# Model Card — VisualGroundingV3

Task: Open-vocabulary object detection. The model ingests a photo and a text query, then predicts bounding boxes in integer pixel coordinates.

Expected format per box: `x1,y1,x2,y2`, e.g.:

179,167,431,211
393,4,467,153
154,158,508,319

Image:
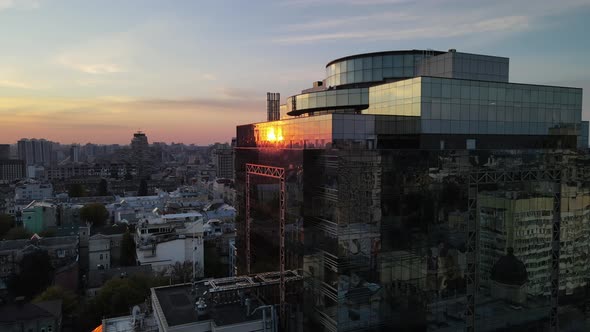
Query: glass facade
286,88,369,116
365,77,422,116
325,51,431,87
364,76,583,138
419,77,582,136
235,49,587,331
235,147,590,331
236,113,376,149
416,52,509,82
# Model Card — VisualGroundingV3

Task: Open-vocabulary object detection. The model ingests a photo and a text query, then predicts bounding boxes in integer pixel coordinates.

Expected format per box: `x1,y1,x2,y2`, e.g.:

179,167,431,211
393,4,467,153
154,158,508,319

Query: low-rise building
0,235,78,284
88,225,128,270
203,202,236,222
0,300,62,332
150,283,273,332
136,216,204,275
89,234,111,271
22,201,58,234
14,181,53,202
86,265,152,297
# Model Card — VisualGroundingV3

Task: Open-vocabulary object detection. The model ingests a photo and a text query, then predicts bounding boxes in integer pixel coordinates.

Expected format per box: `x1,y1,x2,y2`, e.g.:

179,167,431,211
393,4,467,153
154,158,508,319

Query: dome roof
491,248,528,286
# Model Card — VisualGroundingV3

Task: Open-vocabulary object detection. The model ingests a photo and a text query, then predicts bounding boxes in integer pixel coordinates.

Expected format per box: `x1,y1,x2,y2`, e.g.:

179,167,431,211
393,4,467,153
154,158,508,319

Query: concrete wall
89,237,110,270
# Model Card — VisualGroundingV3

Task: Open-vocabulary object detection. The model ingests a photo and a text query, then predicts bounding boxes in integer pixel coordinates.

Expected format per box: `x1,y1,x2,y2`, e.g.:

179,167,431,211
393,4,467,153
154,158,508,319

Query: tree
170,261,193,284
77,274,167,330
0,214,14,237
80,203,109,227
7,249,53,299
34,286,78,317
120,230,136,266
98,179,109,196
5,227,32,240
68,183,86,197
138,178,148,196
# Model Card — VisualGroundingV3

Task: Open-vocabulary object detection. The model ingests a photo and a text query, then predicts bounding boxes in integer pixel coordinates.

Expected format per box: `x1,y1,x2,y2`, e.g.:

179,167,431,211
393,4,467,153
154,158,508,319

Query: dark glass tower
235,49,588,331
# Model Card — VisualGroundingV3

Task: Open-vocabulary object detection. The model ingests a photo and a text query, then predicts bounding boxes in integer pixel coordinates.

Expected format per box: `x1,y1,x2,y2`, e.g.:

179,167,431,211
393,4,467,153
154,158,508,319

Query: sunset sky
1,0,589,144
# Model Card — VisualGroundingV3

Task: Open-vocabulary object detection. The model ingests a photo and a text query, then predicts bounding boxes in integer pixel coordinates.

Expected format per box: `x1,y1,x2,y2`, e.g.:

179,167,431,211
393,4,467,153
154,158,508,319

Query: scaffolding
206,270,302,293
245,163,287,323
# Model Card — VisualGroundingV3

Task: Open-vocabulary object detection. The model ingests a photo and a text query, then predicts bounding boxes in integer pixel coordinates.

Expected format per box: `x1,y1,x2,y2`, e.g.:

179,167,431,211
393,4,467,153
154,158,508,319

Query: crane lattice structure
245,163,287,324
465,168,562,332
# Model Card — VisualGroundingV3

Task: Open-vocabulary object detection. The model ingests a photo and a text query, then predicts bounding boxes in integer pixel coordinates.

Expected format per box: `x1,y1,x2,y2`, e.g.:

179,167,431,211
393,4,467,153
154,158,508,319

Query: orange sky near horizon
0,96,266,145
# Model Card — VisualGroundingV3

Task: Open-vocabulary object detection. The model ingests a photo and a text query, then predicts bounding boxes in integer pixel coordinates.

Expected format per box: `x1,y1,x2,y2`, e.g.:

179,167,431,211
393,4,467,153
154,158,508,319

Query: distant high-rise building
214,147,234,180
0,144,10,160
70,144,80,163
267,92,280,121
17,138,53,166
130,131,152,178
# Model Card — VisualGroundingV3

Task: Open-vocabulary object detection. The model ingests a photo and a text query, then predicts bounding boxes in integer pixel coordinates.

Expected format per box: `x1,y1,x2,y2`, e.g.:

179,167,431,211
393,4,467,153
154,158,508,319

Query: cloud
284,12,416,31
56,44,128,75
0,0,40,11
274,16,530,44
280,0,409,7
273,0,589,44
57,55,124,75
201,73,217,81
53,20,172,75
0,79,36,89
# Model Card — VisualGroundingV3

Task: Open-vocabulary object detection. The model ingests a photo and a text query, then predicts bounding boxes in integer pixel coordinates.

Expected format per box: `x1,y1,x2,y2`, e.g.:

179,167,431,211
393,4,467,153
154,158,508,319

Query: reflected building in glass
235,49,589,331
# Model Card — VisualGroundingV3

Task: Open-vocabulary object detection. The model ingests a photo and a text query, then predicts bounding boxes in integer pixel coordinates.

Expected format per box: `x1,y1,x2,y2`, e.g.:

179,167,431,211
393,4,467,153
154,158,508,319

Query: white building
135,213,204,276
89,235,111,270
14,181,53,202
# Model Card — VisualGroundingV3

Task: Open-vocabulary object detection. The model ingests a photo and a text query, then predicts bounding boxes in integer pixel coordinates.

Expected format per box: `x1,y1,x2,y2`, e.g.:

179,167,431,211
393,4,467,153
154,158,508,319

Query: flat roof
153,283,263,327
326,49,445,67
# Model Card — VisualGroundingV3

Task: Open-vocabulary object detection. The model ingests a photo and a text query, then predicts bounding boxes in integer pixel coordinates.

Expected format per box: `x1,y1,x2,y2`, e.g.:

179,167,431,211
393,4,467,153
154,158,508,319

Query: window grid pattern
420,77,582,135
286,88,369,115
325,54,424,87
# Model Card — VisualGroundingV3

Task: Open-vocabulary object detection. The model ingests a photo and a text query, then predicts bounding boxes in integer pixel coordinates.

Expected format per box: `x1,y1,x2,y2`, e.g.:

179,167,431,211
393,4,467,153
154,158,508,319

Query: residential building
15,181,54,202
0,300,62,332
17,138,53,166
0,159,26,183
0,236,78,283
135,214,204,275
89,234,111,270
234,49,587,330
88,225,128,270
214,145,234,180
130,131,153,179
22,201,58,234
58,203,83,226
0,144,9,160
45,162,133,180
69,144,80,163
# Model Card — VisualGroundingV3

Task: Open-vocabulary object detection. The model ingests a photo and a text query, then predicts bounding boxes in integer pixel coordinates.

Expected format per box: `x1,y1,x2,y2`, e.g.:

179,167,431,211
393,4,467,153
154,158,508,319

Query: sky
0,0,589,145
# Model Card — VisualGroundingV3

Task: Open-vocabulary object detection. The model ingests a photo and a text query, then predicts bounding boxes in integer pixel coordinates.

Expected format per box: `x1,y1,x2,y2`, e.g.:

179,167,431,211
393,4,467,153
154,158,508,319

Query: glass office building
235,49,589,331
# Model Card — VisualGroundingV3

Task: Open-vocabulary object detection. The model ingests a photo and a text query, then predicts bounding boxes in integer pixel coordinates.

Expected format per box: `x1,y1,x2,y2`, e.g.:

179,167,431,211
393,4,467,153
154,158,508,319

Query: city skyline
1,0,589,144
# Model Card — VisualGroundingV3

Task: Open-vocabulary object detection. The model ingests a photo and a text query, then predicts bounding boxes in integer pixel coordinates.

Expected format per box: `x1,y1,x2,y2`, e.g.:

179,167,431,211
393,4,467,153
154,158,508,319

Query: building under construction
234,49,589,331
